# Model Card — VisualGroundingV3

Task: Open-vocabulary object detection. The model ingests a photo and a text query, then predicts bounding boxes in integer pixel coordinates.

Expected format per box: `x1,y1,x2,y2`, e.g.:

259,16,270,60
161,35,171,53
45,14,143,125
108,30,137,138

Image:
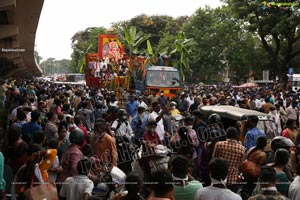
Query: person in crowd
147,169,175,200
289,164,300,200
32,130,57,182
125,95,139,123
171,126,196,162
137,96,148,110
112,172,144,200
177,93,189,113
240,135,267,199
92,101,108,121
3,127,28,174
282,119,297,144
57,122,70,159
171,155,202,200
148,91,159,106
57,129,84,183
269,105,282,134
248,166,288,200
13,144,45,199
195,158,242,200
45,111,58,141
143,120,162,147
112,109,133,141
131,106,148,145
189,97,200,113
21,110,42,141
212,127,245,192
77,101,94,132
11,108,27,129
47,139,60,182
244,115,265,150
157,91,168,108
286,100,298,122
148,102,169,142
91,122,118,174
169,101,181,117
269,148,291,197
59,157,94,200
262,96,273,114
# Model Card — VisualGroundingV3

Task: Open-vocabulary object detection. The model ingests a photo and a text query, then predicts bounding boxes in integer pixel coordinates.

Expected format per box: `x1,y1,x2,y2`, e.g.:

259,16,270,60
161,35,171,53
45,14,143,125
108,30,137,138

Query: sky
35,0,223,61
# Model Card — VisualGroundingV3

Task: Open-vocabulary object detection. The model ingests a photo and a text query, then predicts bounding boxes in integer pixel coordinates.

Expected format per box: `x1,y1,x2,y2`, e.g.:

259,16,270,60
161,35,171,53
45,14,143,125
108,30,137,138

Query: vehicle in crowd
136,66,182,99
289,73,300,92
199,105,279,151
52,73,86,86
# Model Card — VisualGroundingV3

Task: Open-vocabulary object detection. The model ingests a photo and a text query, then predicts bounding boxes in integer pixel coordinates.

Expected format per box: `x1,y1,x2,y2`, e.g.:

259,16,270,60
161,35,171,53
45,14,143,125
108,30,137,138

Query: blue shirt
22,121,42,138
244,127,265,150
131,113,148,140
126,101,139,116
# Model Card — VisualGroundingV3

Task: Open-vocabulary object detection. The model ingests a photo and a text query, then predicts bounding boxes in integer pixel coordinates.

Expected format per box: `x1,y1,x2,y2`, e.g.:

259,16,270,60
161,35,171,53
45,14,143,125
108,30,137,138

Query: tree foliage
225,0,300,79
70,27,106,72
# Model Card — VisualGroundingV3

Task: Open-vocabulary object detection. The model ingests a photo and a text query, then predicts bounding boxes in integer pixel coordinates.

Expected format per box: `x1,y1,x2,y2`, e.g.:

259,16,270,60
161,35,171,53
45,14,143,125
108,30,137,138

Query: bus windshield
146,70,180,87
65,74,85,82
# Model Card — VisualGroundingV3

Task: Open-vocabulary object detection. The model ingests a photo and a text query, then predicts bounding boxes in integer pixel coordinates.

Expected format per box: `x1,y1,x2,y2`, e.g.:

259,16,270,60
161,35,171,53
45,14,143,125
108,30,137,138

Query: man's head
226,127,238,140
209,158,228,181
259,166,277,188
147,120,157,134
77,157,92,175
137,106,146,114
160,91,164,97
171,155,190,178
152,102,161,113
150,169,173,198
246,115,259,128
31,110,40,122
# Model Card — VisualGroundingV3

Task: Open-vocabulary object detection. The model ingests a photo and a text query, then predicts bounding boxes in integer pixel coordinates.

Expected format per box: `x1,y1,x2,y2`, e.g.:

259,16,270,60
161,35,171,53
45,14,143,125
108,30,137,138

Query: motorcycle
91,160,126,200
171,114,184,135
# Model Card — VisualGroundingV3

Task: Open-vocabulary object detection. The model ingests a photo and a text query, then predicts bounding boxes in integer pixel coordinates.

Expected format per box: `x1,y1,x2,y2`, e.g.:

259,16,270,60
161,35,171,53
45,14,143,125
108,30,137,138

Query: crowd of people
0,79,299,200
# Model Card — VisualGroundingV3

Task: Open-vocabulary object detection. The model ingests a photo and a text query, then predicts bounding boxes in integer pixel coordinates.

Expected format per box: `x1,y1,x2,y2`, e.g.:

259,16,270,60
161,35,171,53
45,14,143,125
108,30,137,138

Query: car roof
200,105,271,121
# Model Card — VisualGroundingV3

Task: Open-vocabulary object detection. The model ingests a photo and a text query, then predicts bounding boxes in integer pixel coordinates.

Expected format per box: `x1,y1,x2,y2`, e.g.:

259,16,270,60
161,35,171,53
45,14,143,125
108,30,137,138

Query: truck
136,65,181,99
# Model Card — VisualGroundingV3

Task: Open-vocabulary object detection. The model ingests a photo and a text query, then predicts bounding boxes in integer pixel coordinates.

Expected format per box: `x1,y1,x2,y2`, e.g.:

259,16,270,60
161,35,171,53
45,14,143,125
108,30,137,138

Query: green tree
70,27,106,72
183,6,268,83
170,31,194,86
225,0,300,80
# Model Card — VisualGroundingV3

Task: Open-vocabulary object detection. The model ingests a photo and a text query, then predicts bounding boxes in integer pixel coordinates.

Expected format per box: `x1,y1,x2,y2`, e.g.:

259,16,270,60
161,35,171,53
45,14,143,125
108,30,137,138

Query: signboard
263,70,269,81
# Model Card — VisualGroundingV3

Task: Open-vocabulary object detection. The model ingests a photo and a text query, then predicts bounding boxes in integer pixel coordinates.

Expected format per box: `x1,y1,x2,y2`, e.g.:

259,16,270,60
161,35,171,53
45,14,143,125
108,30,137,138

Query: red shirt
144,131,162,145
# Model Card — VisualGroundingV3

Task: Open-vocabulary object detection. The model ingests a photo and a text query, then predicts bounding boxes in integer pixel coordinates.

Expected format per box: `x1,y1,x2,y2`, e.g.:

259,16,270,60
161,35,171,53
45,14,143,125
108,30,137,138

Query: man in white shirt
60,158,94,200
195,158,242,200
289,164,300,200
148,102,169,141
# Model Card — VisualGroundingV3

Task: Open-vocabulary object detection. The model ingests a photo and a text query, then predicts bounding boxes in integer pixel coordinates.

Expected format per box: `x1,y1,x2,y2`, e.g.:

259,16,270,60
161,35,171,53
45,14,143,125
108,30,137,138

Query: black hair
150,169,173,197
274,148,290,166
82,144,92,157
256,135,267,149
32,130,45,144
77,157,92,175
123,172,143,200
46,111,55,120
27,143,42,156
8,127,22,144
259,166,277,184
171,155,190,178
47,139,58,149
147,120,157,127
226,127,238,140
296,164,300,176
249,115,259,125
74,115,81,126
286,118,295,127
152,101,160,108
31,110,40,121
16,109,27,121
209,158,228,181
